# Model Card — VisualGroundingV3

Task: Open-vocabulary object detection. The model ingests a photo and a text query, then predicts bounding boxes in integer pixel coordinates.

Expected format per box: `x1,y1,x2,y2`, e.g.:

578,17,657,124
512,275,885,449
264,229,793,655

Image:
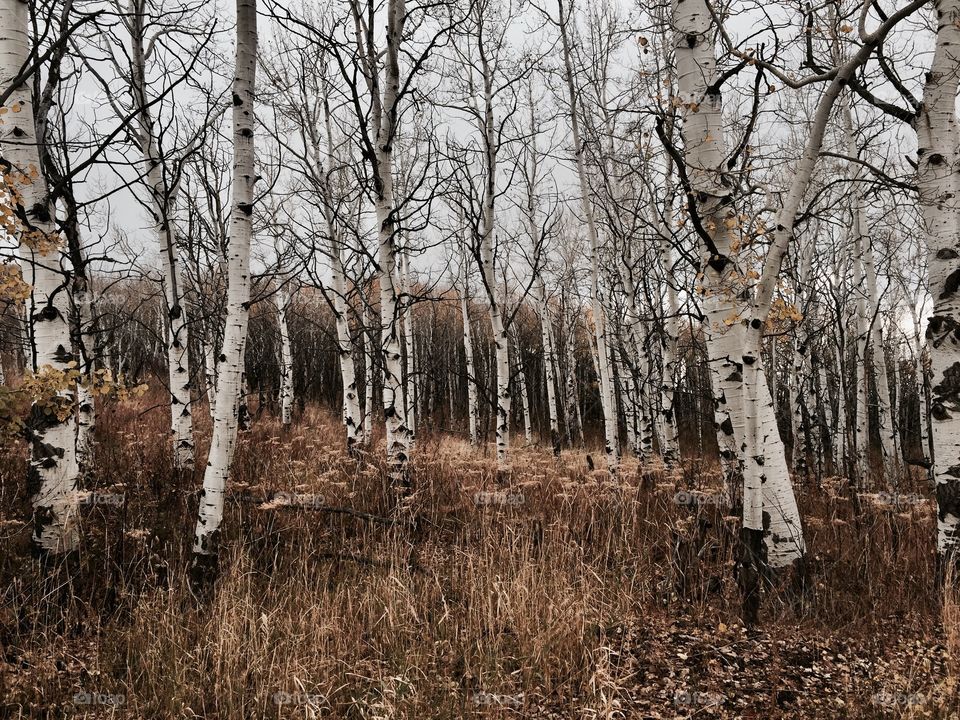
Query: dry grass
1,390,958,718
945,567,960,679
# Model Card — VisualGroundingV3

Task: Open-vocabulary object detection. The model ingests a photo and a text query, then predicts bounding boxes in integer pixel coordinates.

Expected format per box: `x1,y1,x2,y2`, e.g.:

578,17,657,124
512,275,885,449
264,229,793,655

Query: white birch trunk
660,241,682,465
512,327,532,444
618,255,656,463
839,94,873,488
564,317,584,448
318,103,363,450
918,342,932,470
468,41,512,473
674,0,749,519
129,3,194,470
536,279,561,455
400,249,416,443
816,362,832,477
75,286,96,477
192,0,256,561
332,259,361,450
617,346,638,456
853,232,872,487
1,0,79,553
790,240,814,481
461,268,479,446
826,344,843,473
329,247,360,445
366,0,413,496
274,289,293,428
864,248,899,485
636,323,656,462
788,340,802,475
673,0,805,578
558,0,619,472
915,0,960,558
363,303,374,444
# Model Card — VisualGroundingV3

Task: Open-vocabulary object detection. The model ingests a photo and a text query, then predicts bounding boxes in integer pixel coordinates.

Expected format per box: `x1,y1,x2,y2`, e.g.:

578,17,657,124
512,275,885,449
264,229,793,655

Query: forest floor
1,392,958,719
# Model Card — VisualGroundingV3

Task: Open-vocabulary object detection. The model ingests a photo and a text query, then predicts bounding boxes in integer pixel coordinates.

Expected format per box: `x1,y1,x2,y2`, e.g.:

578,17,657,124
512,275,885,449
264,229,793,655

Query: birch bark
1,0,80,553
672,0,805,600
362,302,374,443
915,0,960,558
321,158,363,449
537,279,561,455
129,2,194,470
274,289,293,427
192,0,257,562
461,260,479,446
368,0,412,495
400,247,416,444
512,326,533,444
558,0,619,473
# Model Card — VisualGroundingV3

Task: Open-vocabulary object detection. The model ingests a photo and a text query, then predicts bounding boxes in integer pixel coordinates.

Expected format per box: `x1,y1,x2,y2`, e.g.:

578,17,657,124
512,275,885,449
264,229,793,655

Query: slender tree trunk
274,289,293,428
563,315,584,449
332,259,361,450
815,358,831,480
833,18,903,490
74,285,96,478
864,245,899,485
192,0,257,564
558,0,619,473
129,4,194,470
618,258,656,463
400,248,416,444
831,341,847,472
363,303,374,443
461,267,479,446
369,0,412,498
616,342,637,456
472,49,512,474
636,323,656,462
537,280,561,455
320,104,363,450
914,325,932,471
848,151,872,488
659,242,682,465
790,240,814,482
512,326,532,444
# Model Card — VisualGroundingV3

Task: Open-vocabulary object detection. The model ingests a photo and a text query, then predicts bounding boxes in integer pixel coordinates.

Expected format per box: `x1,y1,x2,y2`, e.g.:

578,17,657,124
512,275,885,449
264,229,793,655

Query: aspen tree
1,0,80,553
459,250,479,446
557,0,619,473
127,0,196,470
915,0,960,564
274,288,293,427
192,0,257,566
